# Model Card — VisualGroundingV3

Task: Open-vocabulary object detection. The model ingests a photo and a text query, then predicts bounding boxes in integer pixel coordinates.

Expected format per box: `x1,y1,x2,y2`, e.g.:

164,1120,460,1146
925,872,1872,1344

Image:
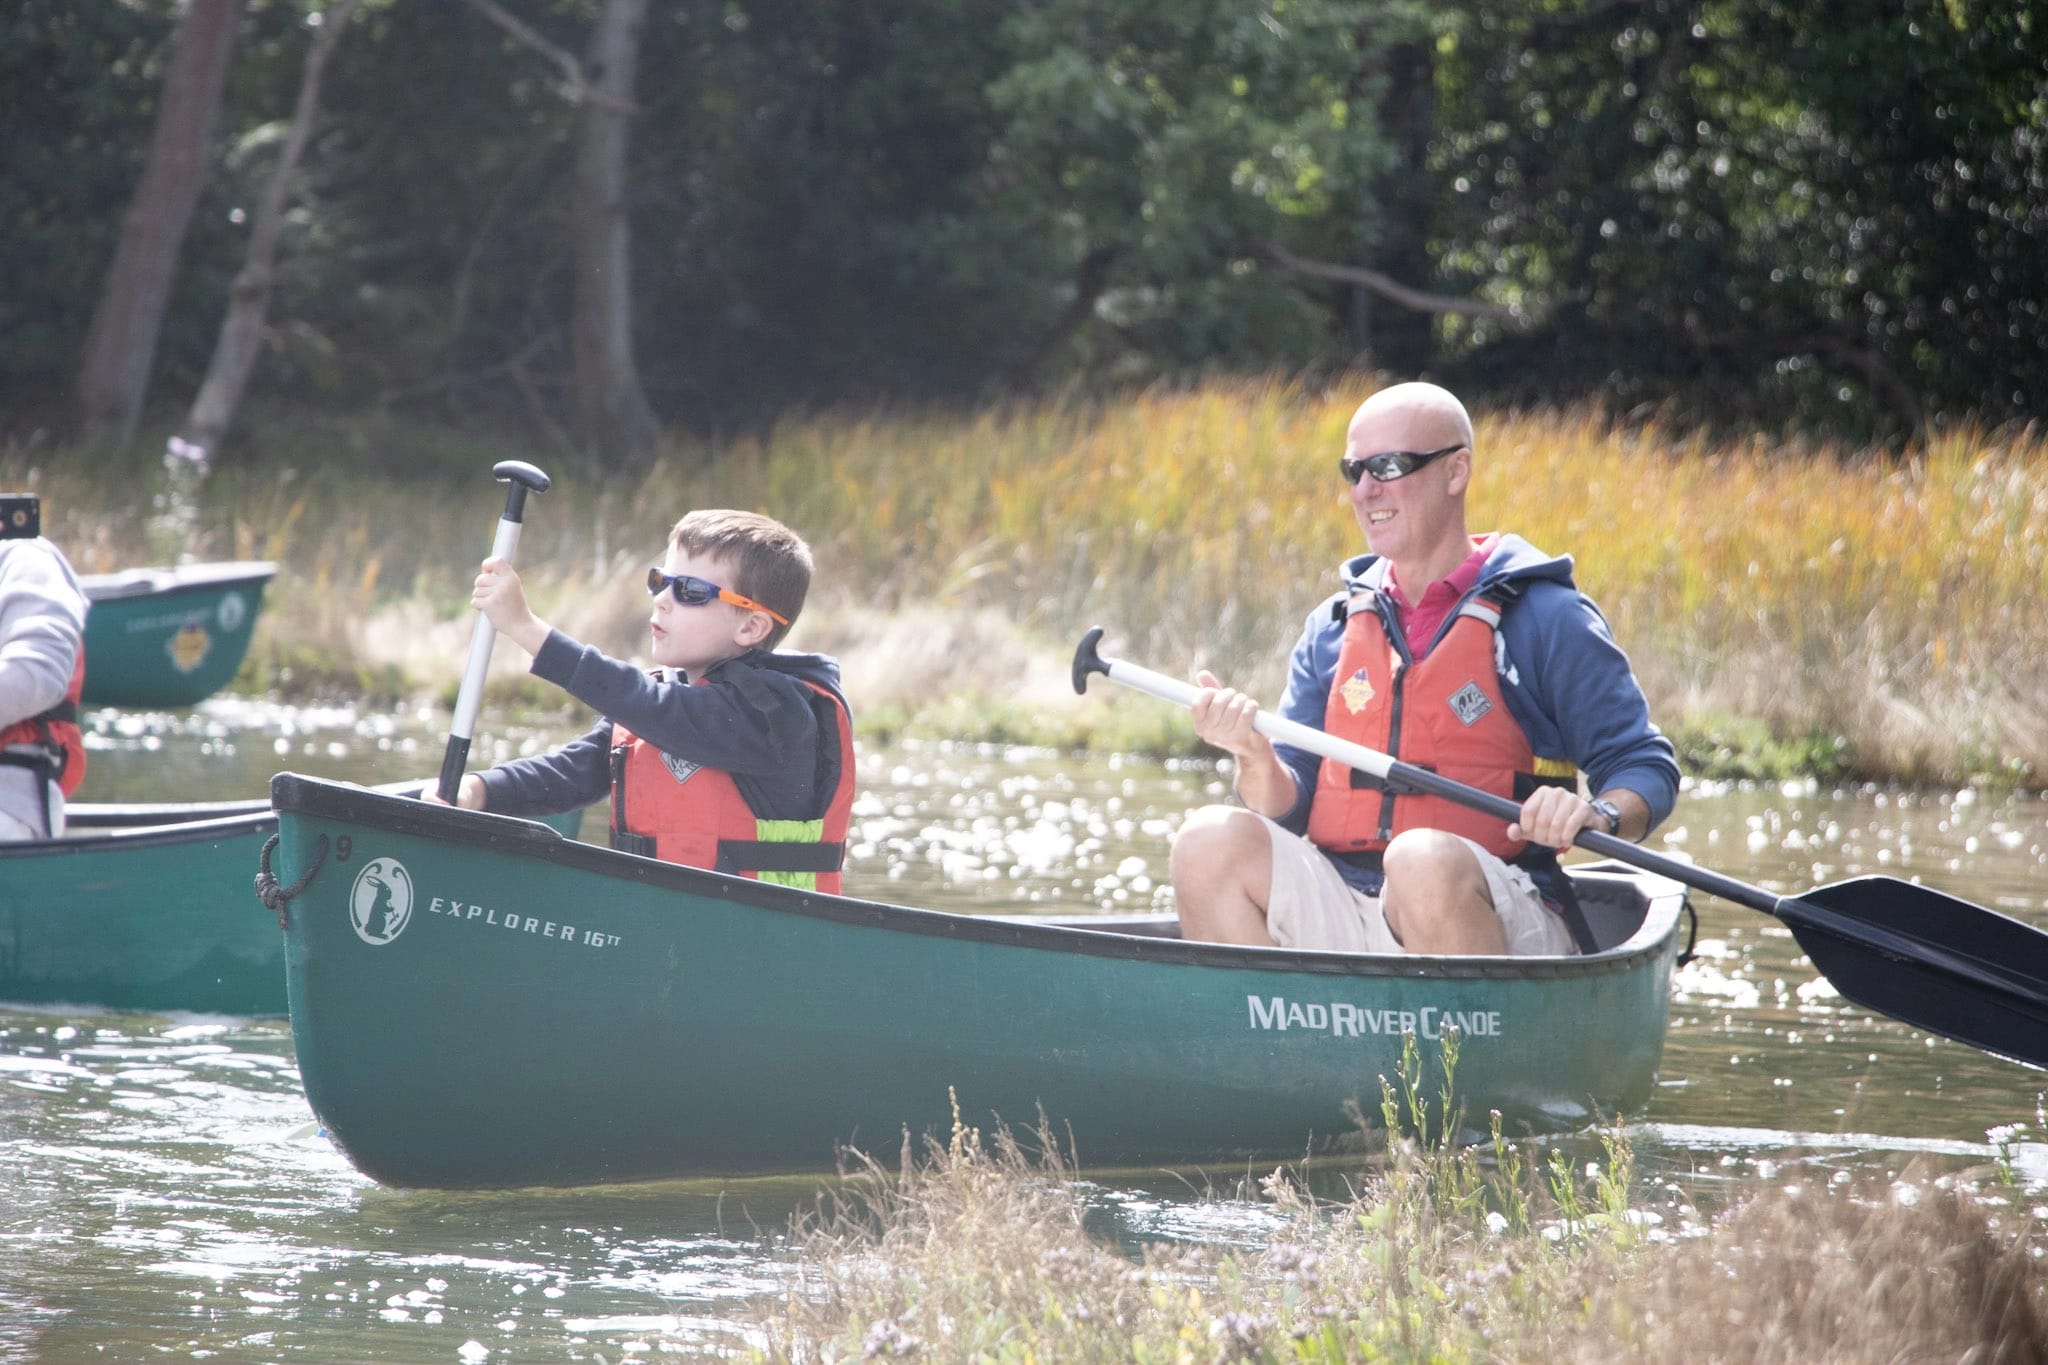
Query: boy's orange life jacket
1306,590,1572,858
0,652,88,797
608,679,855,893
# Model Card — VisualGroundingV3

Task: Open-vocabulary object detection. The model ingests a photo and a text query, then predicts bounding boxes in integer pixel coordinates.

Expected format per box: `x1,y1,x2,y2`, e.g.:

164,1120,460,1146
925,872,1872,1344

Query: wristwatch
1587,798,1624,838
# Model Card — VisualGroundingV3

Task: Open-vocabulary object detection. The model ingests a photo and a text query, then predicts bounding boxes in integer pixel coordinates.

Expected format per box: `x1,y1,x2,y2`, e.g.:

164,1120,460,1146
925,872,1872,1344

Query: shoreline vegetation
14,377,2047,789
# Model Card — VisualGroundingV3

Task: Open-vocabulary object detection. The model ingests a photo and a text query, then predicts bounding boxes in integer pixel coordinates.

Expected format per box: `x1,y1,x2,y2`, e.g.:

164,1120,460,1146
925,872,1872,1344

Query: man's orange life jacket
608,679,855,893
0,651,88,797
1306,590,1573,858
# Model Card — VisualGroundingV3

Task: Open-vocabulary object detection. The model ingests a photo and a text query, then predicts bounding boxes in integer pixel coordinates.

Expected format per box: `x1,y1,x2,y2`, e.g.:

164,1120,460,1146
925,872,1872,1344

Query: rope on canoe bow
255,833,328,929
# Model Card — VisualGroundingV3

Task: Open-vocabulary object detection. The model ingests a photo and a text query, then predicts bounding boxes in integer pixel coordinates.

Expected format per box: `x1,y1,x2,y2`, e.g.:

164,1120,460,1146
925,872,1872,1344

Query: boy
430,509,856,893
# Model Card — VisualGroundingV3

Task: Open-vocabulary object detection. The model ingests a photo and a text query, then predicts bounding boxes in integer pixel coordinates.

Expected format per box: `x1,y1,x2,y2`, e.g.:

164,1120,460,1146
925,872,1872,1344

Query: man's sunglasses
646,567,790,626
1338,443,1467,485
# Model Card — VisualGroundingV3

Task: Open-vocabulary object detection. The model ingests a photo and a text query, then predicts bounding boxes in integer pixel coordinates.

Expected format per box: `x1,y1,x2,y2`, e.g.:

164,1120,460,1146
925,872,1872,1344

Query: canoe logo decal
349,857,416,945
1248,995,1502,1040
217,592,249,632
167,623,212,675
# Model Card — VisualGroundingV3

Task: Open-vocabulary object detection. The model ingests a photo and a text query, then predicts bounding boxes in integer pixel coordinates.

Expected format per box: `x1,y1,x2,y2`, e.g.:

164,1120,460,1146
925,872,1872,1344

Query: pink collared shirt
1385,534,1499,658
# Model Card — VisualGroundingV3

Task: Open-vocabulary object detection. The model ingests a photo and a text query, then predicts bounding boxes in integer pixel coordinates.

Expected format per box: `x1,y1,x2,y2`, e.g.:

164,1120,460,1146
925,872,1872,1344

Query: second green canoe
0,787,584,1015
80,560,277,707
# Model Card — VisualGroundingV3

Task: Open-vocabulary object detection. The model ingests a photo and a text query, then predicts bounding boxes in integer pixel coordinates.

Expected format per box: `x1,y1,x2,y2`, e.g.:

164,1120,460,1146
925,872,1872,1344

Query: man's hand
1188,669,1275,765
1188,670,1300,820
1509,786,1639,848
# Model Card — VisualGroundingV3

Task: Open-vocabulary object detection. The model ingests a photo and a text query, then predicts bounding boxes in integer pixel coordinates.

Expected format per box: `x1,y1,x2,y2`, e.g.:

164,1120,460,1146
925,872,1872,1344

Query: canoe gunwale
79,561,279,603
6,779,429,854
4,807,277,855
65,780,426,832
271,773,1685,984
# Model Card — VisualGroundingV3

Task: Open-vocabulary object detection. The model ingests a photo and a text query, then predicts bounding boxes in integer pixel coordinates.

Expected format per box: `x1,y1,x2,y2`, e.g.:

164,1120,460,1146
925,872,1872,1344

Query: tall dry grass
721,385,2048,783
10,382,2044,781
752,1075,2048,1364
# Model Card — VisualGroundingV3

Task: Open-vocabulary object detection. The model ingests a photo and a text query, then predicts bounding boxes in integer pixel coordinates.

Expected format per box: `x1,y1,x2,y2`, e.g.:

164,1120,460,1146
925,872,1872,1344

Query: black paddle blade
1781,876,2048,1069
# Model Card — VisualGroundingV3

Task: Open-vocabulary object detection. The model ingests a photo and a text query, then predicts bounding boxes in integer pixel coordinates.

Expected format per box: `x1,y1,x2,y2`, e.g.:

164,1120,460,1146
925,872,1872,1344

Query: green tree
0,0,185,417
949,0,1405,385
1424,0,2048,439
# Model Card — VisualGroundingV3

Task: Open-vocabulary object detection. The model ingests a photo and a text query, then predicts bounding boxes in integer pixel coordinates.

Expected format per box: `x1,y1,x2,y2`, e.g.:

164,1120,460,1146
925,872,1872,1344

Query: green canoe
0,786,582,1015
79,560,277,707
269,773,1690,1190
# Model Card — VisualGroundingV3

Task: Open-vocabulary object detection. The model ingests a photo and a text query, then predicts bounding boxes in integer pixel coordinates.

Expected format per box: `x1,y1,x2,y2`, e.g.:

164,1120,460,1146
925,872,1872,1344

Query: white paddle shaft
450,515,523,742
1098,654,1396,782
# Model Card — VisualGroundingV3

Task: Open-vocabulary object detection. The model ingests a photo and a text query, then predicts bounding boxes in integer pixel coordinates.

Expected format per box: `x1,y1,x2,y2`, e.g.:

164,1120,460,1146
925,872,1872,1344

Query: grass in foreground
747,1061,2048,1363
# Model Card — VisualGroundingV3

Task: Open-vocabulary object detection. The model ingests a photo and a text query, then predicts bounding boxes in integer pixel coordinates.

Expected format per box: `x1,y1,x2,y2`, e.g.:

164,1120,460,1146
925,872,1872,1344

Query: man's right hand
1189,670,1302,820
1188,669,1273,763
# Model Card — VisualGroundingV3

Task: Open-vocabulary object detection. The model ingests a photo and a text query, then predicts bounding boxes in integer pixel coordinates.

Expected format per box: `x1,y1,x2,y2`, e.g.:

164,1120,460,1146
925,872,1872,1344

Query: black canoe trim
270,773,1685,984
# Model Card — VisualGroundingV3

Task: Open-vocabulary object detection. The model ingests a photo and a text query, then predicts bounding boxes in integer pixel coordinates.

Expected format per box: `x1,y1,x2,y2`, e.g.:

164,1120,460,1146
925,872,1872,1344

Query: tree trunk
1365,36,1438,369
74,0,246,447
182,0,362,458
570,0,660,465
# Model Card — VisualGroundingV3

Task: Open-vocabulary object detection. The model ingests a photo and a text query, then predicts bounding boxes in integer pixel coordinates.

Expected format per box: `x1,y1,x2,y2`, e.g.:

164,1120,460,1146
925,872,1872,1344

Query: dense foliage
4,0,2042,451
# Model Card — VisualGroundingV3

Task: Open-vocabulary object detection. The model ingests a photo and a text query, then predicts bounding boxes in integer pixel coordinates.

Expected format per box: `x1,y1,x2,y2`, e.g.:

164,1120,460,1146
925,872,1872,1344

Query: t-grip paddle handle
438,461,552,803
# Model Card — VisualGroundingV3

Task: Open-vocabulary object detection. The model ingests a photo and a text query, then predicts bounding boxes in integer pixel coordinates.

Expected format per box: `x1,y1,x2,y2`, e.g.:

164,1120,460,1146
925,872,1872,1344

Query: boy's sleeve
477,718,614,817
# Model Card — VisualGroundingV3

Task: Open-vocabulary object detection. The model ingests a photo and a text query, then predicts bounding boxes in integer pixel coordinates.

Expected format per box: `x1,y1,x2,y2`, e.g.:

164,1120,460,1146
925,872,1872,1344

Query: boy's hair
669,509,813,649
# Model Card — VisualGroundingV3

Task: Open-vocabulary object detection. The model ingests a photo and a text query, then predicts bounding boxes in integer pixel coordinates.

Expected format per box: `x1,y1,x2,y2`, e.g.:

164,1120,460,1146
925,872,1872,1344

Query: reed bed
10,381,2045,783
749,1055,2048,1363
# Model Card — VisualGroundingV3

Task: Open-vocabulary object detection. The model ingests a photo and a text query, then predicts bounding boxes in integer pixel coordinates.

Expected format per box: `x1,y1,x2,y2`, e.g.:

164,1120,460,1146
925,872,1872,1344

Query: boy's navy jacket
477,630,849,823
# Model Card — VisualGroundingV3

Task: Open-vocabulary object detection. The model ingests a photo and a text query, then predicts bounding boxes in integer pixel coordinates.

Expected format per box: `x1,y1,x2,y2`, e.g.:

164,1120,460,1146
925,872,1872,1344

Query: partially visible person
1169,382,1678,956
0,494,89,841
427,509,856,892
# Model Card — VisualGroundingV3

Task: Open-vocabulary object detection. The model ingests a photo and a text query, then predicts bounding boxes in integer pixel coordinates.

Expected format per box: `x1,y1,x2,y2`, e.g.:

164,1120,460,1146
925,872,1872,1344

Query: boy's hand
473,556,550,655
420,773,486,810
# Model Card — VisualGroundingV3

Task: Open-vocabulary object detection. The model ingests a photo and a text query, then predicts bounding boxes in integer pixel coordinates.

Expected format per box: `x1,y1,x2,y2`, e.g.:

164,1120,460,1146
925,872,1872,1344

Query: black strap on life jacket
607,741,656,856
714,840,843,875
1,694,78,836
1531,857,1603,955
0,748,59,837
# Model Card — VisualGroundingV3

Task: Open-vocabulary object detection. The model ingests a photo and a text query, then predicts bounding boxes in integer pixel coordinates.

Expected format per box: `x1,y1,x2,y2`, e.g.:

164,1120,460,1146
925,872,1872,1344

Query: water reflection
1,700,2042,1359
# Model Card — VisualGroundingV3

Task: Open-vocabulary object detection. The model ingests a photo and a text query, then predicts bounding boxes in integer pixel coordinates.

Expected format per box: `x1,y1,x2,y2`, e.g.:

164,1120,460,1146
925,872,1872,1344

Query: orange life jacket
1305,589,1572,859
0,651,88,797
608,678,855,893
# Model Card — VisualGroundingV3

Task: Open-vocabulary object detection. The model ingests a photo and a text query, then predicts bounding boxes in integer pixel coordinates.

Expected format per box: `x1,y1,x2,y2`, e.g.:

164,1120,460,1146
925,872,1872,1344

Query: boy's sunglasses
646,567,790,626
1338,443,1466,485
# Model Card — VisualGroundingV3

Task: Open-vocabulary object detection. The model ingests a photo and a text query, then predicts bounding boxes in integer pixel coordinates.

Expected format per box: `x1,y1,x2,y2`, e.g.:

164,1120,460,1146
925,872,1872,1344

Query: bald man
1168,382,1678,956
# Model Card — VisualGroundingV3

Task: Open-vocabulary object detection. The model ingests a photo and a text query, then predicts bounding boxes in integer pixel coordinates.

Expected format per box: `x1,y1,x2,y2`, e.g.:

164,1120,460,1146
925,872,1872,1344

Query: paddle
1071,626,2048,1070
437,461,552,804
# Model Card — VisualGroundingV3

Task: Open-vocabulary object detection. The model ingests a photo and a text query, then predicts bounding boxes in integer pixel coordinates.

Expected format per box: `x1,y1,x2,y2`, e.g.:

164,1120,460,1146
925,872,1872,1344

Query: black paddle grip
492,461,552,524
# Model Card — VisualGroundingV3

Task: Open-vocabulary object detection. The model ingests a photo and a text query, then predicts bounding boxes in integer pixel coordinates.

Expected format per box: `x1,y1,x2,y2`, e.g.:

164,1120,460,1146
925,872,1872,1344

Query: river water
3,700,2046,1362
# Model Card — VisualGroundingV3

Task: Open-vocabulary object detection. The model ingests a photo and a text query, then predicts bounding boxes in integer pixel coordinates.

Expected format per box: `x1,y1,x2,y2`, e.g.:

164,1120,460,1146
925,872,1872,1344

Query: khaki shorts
1254,814,1578,956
